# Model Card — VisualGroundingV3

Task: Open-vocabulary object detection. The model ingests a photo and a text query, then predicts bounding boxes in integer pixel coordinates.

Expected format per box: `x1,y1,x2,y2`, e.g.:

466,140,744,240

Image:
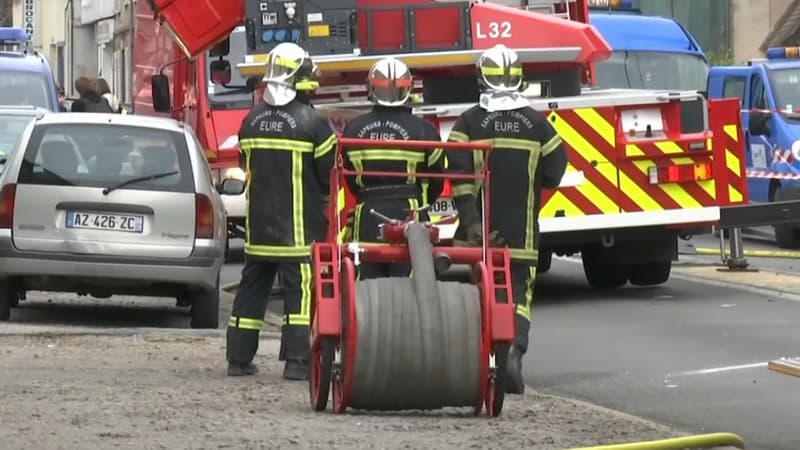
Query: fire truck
141,0,782,289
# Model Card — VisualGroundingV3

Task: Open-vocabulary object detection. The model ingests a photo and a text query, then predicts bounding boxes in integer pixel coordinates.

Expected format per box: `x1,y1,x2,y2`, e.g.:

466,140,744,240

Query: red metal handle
339,169,485,181
337,137,493,152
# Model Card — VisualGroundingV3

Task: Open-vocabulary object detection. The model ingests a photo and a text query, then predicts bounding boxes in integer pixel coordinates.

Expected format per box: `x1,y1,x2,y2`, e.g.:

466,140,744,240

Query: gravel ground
0,328,684,450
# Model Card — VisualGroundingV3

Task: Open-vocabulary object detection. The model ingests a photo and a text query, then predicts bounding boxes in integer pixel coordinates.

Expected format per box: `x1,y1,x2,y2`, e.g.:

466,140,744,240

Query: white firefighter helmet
367,57,413,107
262,42,318,106
477,44,523,93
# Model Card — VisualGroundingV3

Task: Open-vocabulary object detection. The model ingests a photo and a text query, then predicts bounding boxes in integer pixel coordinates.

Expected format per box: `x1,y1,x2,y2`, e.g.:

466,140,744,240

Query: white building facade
11,0,69,89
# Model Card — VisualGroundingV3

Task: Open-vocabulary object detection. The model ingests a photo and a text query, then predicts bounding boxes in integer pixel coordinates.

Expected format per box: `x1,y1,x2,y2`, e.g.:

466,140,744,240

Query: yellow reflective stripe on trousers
515,266,537,321
239,137,314,153
228,316,263,330
244,244,311,257
286,263,312,327
292,151,305,248
315,133,337,159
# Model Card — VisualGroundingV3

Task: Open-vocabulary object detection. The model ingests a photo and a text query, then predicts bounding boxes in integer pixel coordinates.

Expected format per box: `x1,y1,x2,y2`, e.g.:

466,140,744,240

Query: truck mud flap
719,200,800,229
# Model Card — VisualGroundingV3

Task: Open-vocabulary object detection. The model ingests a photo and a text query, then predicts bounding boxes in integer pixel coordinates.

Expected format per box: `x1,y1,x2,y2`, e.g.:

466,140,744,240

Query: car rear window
17,123,194,193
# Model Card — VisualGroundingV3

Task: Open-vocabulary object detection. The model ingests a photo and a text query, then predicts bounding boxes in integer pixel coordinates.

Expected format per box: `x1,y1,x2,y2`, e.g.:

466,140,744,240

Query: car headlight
223,167,246,181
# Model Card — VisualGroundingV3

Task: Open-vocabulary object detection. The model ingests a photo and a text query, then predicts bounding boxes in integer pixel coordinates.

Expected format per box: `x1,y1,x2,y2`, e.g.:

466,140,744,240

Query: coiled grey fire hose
349,223,482,411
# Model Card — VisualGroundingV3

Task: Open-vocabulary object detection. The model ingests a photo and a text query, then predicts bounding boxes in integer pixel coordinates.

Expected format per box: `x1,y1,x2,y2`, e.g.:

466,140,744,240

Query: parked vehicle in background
708,48,800,248
0,27,61,112
0,113,227,327
0,106,50,173
588,1,709,92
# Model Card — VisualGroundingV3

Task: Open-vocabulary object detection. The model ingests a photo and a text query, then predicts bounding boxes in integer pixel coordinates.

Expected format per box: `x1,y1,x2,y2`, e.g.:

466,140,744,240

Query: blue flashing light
0,27,28,44
588,0,634,9
291,28,301,42
262,30,274,43
274,29,287,42
766,47,800,60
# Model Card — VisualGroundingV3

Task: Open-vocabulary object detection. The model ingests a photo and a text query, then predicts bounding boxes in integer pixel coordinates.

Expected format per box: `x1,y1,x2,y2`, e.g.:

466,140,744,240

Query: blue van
588,3,709,92
707,49,800,248
0,27,60,112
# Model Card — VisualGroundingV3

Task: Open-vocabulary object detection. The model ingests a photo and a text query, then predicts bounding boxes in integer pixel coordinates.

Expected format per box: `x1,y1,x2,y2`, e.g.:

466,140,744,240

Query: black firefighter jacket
238,97,337,261
341,105,445,242
447,105,568,261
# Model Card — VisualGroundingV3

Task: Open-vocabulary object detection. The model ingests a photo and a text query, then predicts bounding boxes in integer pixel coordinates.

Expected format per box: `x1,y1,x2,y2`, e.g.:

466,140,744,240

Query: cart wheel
309,337,335,411
332,257,357,414
472,262,492,416
486,343,510,417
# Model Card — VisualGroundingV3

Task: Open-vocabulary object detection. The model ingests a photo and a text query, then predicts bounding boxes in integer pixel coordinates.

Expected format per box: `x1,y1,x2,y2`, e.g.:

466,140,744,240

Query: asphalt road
526,255,800,450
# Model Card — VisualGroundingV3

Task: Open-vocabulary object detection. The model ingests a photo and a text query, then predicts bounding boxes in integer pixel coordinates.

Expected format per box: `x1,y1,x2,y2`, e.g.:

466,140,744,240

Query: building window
0,0,12,27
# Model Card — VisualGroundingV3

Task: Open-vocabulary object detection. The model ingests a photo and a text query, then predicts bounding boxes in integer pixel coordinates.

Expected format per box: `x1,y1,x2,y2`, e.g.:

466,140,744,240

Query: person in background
55,83,67,112
93,78,121,113
71,77,113,113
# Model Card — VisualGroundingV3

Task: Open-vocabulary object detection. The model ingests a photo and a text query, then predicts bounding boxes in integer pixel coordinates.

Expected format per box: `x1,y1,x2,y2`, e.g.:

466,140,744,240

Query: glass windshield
593,51,709,91
0,114,36,167
18,124,194,193
0,71,52,110
768,68,800,114
207,26,252,109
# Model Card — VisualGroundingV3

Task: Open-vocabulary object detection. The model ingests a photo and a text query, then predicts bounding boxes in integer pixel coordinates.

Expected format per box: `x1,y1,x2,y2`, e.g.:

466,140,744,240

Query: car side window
722,76,747,105
750,74,768,110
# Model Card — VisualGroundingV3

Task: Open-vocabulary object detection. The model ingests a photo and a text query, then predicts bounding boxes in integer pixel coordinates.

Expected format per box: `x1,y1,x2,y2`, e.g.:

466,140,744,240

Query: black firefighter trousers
226,257,313,365
510,259,537,355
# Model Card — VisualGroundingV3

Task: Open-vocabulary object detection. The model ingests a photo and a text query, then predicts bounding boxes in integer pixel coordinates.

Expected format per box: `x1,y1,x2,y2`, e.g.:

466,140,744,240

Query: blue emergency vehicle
588,0,709,92
707,47,800,248
0,27,60,112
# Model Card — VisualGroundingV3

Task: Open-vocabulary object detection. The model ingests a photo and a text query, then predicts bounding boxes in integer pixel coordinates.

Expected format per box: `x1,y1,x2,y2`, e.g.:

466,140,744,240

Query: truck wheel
773,185,800,249
628,261,671,286
190,278,220,329
581,254,627,289
537,251,552,274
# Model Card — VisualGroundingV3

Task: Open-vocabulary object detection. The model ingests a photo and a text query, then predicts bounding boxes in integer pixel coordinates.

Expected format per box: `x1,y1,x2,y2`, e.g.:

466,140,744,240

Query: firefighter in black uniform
341,57,445,278
447,44,568,394
226,43,337,379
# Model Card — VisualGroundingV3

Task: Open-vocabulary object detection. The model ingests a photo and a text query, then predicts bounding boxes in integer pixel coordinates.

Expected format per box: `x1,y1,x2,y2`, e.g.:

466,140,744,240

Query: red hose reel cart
308,137,516,417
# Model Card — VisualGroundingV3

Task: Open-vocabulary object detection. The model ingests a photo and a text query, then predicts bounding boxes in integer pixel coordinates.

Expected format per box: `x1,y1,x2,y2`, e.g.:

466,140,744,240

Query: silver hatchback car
0,113,227,328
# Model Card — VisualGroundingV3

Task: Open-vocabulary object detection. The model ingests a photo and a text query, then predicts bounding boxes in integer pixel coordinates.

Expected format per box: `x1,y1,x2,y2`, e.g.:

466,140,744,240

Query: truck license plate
66,211,144,233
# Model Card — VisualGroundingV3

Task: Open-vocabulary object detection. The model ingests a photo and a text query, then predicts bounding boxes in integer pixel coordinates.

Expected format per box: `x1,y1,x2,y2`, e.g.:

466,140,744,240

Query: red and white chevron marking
772,148,794,164
747,169,800,180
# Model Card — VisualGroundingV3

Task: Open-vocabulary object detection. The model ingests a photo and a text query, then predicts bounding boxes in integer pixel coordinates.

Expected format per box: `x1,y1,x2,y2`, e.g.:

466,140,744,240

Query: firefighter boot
283,359,309,381
506,346,525,394
227,361,259,377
